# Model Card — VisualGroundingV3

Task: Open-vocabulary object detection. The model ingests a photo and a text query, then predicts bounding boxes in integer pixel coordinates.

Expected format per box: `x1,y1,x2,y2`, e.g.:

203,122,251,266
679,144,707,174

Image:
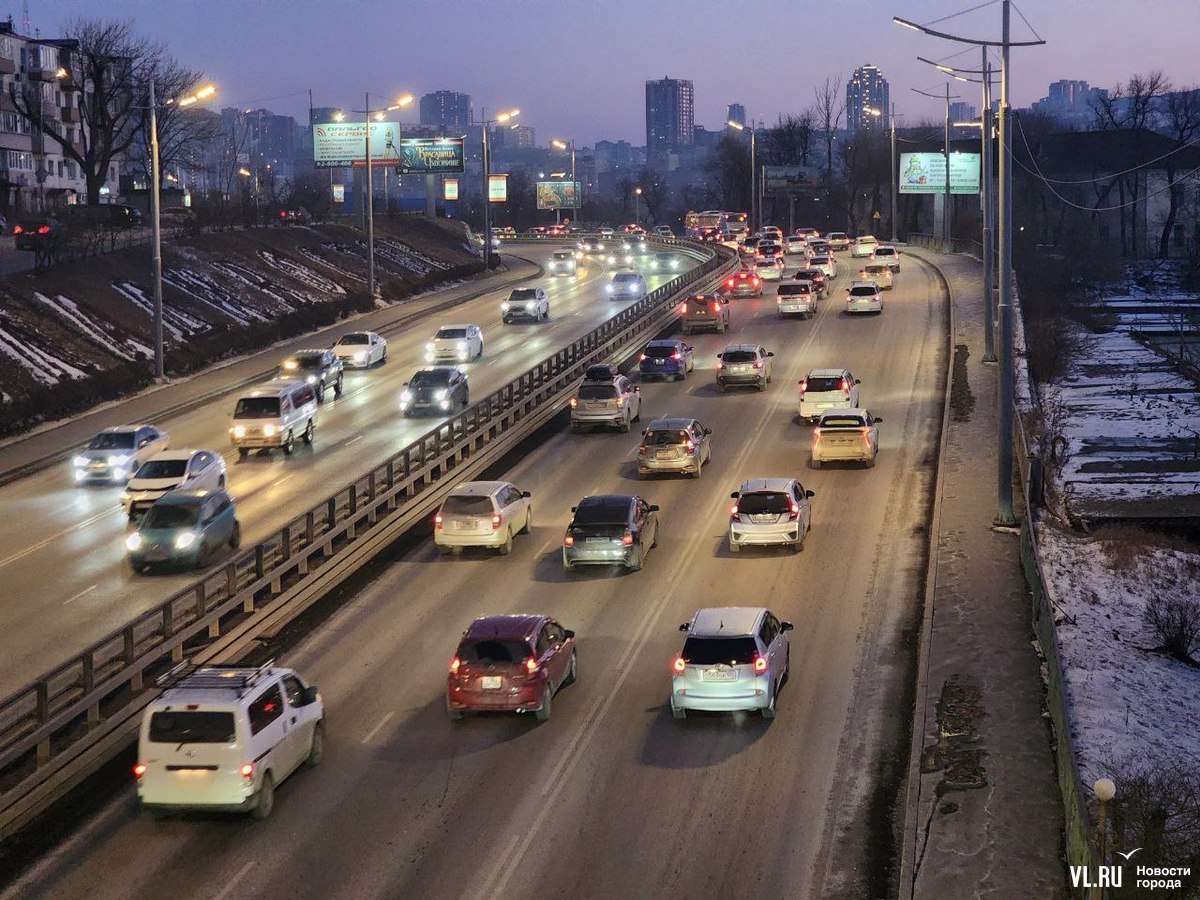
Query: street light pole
890,103,898,242
364,92,375,301
480,107,519,266
726,119,756,230
149,78,164,382
981,51,997,362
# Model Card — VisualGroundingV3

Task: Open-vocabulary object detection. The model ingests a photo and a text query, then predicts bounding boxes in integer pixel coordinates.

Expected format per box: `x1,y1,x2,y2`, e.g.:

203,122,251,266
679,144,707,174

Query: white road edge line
63,584,98,605
0,508,116,570
213,860,256,900
345,435,363,446
361,711,394,744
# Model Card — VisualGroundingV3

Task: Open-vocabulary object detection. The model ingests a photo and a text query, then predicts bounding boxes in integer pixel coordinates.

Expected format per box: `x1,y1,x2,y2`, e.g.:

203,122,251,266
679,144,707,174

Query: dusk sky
15,0,1197,145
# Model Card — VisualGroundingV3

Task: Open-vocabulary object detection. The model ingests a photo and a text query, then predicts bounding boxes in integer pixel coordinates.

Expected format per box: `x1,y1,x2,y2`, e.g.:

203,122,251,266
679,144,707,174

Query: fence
906,232,985,259
0,237,738,838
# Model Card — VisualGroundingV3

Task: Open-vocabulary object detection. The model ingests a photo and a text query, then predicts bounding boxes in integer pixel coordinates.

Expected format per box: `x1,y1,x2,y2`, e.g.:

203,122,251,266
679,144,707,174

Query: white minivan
229,379,318,457
136,661,325,819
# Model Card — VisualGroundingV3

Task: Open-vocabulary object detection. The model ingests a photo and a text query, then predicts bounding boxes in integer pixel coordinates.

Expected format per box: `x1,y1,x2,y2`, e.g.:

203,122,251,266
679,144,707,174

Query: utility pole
365,92,375,301
981,50,997,363
995,0,1017,525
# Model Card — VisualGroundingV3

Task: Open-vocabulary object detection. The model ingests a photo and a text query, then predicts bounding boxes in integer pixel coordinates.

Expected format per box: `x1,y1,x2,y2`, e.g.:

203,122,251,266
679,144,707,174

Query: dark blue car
638,339,695,382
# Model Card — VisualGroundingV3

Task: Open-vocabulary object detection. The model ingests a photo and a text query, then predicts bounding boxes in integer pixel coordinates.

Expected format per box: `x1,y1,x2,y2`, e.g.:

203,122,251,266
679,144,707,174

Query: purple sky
18,0,1196,146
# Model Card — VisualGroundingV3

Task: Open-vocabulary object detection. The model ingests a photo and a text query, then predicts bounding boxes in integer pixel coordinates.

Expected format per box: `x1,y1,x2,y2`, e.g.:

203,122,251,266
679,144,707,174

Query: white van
135,661,325,819
229,379,318,457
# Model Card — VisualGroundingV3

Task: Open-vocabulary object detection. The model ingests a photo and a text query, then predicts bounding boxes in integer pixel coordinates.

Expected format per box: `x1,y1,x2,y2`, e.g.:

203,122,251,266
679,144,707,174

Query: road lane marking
0,508,116,570
213,861,256,900
362,711,394,744
63,584,97,605
272,475,292,487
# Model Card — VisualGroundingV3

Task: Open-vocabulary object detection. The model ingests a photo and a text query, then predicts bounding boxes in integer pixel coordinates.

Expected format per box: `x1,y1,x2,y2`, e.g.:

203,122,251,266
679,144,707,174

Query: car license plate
656,450,674,459
480,676,502,690
451,519,474,531
587,402,606,409
654,359,664,365
585,536,607,544
702,668,736,682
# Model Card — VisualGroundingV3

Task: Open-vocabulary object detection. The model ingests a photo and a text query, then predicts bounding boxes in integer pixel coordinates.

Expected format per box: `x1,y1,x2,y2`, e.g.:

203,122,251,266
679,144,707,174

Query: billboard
313,122,401,168
488,174,508,203
443,177,459,202
899,152,981,194
762,165,822,194
536,180,581,210
396,138,465,175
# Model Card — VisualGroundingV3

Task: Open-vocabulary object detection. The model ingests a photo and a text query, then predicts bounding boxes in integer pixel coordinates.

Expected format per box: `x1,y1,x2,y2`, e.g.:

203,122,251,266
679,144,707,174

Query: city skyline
11,0,1196,147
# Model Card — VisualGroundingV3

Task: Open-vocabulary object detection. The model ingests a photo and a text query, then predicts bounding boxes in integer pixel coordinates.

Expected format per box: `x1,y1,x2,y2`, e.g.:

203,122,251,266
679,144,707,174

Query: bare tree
763,112,816,166
1156,86,1200,258
636,168,669,224
703,134,751,211
812,77,845,181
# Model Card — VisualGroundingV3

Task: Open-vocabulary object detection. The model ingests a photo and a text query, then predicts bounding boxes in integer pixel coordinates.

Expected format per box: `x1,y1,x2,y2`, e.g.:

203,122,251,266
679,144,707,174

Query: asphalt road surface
7,249,946,899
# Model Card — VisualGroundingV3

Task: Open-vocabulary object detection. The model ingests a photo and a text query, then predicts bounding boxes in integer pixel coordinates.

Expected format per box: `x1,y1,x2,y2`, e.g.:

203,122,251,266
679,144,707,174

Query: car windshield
643,345,678,359
722,350,758,364
88,432,136,450
435,328,467,340
134,460,188,479
682,637,759,666
643,430,689,446
807,376,846,392
142,505,199,529
821,415,867,428
578,384,618,400
284,354,323,369
441,495,494,516
458,639,533,665
148,711,236,744
850,286,878,297
830,233,847,239
234,397,280,418
613,274,640,284
553,252,573,260
509,289,538,301
337,334,369,345
410,370,451,386
738,491,791,514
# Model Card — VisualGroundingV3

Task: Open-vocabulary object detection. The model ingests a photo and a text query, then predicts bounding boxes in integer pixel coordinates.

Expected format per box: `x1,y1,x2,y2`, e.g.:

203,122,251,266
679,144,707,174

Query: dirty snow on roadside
111,281,208,338
296,247,365,284
258,251,345,295
357,238,445,276
32,293,151,361
0,312,89,384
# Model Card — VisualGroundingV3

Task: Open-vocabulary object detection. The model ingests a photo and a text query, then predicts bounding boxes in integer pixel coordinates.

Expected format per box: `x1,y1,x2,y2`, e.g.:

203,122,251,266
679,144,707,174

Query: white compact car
728,477,814,553
333,331,388,368
845,281,884,314
812,408,883,469
671,607,794,719
757,257,784,281
435,480,532,555
851,235,879,258
73,425,170,485
775,283,817,318
799,368,861,423
121,449,227,518
548,250,578,276
607,271,648,299
136,661,325,820
426,324,484,363
871,245,901,271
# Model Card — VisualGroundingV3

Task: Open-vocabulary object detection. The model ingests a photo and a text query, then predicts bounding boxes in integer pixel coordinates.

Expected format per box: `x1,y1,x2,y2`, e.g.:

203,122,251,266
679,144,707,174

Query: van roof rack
156,659,277,696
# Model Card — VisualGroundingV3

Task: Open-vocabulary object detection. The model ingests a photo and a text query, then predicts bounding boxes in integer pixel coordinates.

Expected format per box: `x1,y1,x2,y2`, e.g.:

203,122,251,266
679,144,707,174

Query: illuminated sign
443,178,459,201
488,174,508,203
536,180,581,210
396,138,465,175
898,152,981,194
313,122,401,168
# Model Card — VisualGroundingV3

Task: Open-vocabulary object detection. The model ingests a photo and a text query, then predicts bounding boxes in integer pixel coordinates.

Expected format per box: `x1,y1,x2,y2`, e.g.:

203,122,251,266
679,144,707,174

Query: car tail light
12,225,23,235
639,353,647,361
672,351,681,361
615,396,624,407
673,656,686,675
799,380,807,395
841,378,849,392
491,512,502,529
679,302,688,314
569,397,578,408
729,502,739,520
789,502,800,520
621,530,634,546
752,277,760,286
710,302,720,313
434,513,443,530
240,763,255,778
563,533,574,547
133,763,147,779
754,656,768,674
726,278,735,288
449,656,461,675
753,360,763,369
280,211,288,219
685,439,695,452
37,225,50,235
525,656,540,674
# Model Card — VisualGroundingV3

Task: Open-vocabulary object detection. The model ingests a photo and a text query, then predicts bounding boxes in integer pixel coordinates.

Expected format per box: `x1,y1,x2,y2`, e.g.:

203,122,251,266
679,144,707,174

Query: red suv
446,615,577,721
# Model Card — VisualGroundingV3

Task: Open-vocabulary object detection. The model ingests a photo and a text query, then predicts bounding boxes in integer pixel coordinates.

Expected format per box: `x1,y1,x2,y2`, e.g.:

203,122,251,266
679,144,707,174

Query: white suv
728,477,814,553
435,480,532,555
671,607,794,719
799,368,861,423
136,661,325,820
426,324,483,363
845,280,884,314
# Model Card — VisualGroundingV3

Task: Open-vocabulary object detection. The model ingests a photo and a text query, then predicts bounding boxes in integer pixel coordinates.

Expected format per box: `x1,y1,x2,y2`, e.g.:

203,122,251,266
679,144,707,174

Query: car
121,449,226,519
808,240,833,258
621,223,646,235
545,225,567,238
784,235,809,255
724,267,762,298
792,268,826,297
775,283,817,318
493,226,517,240
697,226,722,244
12,216,67,251
812,408,883,469
647,252,682,273
333,331,387,368
578,236,605,254
229,381,317,457
670,607,793,719
859,263,894,290
637,417,711,479
716,344,774,392
738,239,759,260
871,245,901,272
622,234,650,255
826,232,851,251
126,488,241,572
845,281,884,314
426,324,484,363
728,477,814,554
755,242,784,264
570,373,641,432
851,235,880,258
604,247,636,266
278,348,344,402
135,660,324,819
501,287,550,323
638,339,695,381
598,227,615,240
759,226,784,244
757,257,785,281
809,254,838,280
606,271,648,299
400,367,469,416
562,494,659,572
435,480,532,555
73,425,169,484
680,292,731,334
446,615,576,721
548,249,578,276
798,368,861,423
653,225,675,238
794,227,821,240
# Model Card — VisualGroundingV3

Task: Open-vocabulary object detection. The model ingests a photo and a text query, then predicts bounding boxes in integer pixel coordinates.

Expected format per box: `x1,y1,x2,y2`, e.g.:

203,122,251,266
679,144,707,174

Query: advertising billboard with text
443,178,459,201
762,165,822,194
313,122,402,168
397,138,465,175
898,152,981,194
536,180,581,209
488,174,508,203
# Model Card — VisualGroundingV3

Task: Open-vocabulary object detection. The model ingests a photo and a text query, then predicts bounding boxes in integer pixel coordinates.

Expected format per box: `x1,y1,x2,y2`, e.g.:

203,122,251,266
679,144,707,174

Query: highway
0,247,690,694
7,251,947,899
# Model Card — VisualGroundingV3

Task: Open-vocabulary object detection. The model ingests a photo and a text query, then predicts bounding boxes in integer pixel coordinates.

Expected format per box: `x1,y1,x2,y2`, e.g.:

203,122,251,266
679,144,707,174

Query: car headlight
73,455,89,467
263,424,277,437
606,284,614,293
283,361,299,370
112,468,126,481
400,389,412,402
306,375,317,384
174,531,196,550
525,301,535,310
232,425,246,438
354,351,368,362
109,454,130,465
500,302,510,312
440,400,450,410
425,341,436,351
435,388,448,401
125,533,143,551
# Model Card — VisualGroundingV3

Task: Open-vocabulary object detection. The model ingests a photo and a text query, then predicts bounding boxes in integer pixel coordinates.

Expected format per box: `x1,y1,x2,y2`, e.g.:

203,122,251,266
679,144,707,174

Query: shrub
1143,594,1200,664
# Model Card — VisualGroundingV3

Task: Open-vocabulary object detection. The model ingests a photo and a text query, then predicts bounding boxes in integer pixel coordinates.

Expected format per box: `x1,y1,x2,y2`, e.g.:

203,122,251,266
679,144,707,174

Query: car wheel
131,561,147,574
476,342,484,360
282,430,295,456
563,650,578,686
251,773,275,820
632,402,641,423
811,458,822,469
868,450,878,468
446,701,464,721
305,722,325,767
380,348,388,365
229,521,241,549
717,382,726,393
693,458,702,479
627,547,642,571
218,474,226,488
334,375,344,398
729,539,741,554
304,420,315,445
619,414,630,434
671,704,686,720
316,382,325,403
757,380,767,392
499,528,514,556
520,508,532,534
237,448,250,459
761,684,777,719
535,685,553,722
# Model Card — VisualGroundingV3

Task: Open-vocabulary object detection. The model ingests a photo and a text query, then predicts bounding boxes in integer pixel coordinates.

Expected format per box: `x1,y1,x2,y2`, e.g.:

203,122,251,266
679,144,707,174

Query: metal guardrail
906,232,985,259
0,237,736,839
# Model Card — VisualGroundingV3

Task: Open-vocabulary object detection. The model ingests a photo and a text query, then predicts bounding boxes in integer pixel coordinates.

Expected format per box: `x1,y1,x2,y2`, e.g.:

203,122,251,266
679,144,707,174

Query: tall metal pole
944,84,952,251
365,93,376,300
890,102,898,242
995,0,1016,525
571,142,577,220
149,78,165,382
750,126,757,232
481,112,491,265
981,50,997,362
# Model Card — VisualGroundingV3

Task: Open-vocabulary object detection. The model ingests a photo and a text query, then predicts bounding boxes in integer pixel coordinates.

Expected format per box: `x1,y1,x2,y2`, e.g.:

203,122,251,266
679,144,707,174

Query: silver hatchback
728,477,814,553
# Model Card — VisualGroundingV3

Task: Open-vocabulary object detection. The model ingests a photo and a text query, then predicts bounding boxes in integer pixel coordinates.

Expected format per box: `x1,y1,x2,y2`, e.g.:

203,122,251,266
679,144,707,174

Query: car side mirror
300,686,319,705
780,621,795,632
678,623,689,632
874,417,883,424
729,491,739,499
766,351,775,358
563,629,576,640
402,381,409,388
570,506,577,513
855,378,862,384
704,428,712,435
806,489,815,498
521,490,531,498
647,504,659,512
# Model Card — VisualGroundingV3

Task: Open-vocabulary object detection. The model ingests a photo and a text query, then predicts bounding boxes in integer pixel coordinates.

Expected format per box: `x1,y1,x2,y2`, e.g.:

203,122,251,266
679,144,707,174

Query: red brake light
789,502,800,520
569,397,578,408
841,378,849,392
673,656,686,675
564,533,574,547
752,277,760,286
11,225,22,235
526,656,540,674
621,530,634,546
37,225,50,235
639,353,647,361
685,439,695,452
726,278,735,288
679,302,688,313
672,352,681,361
491,512,502,529
434,513,443,530
240,763,255,778
754,656,768,674
449,656,461,675
729,502,739,519
710,302,720,313
753,360,763,369
133,763,147,779
799,380,807,394
280,211,287,219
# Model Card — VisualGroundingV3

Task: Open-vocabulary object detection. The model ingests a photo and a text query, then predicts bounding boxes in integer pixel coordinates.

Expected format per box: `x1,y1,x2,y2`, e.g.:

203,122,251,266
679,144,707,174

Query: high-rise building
491,124,535,150
419,91,472,133
726,103,746,128
847,64,890,132
1029,80,1108,128
645,76,694,166
948,102,977,124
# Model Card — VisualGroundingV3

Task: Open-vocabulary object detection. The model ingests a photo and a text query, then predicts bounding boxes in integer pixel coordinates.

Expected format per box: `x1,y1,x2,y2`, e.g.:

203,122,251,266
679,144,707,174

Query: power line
1015,115,1200,185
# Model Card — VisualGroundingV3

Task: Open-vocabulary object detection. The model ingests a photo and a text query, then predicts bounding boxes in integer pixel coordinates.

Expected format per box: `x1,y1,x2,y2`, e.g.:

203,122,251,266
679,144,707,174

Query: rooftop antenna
21,0,28,35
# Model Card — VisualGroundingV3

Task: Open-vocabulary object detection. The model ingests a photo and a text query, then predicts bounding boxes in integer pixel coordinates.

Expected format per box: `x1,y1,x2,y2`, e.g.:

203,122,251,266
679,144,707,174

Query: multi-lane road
6,245,947,899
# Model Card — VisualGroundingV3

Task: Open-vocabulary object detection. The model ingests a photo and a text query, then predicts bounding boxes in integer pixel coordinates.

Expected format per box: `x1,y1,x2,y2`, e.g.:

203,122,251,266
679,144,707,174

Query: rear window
234,397,280,419
850,286,878,297
807,376,845,392
579,384,617,400
738,491,790,514
149,710,236,744
820,415,866,428
777,284,811,296
682,637,759,666
134,459,187,479
435,328,467,340
643,345,677,359
88,432,136,450
874,247,896,256
642,430,689,446
721,350,758,364
458,639,532,664
441,495,495,516
571,500,629,525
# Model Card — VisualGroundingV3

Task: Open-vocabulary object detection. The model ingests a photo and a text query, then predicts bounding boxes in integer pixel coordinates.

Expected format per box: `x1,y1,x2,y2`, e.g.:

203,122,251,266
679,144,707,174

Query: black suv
562,494,660,572
279,349,344,402
400,366,469,416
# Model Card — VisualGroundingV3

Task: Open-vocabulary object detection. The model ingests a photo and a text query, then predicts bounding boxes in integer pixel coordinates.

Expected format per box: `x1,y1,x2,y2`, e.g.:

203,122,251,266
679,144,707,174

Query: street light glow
726,120,744,131
333,111,345,122
551,139,568,150
237,168,252,177
496,108,520,123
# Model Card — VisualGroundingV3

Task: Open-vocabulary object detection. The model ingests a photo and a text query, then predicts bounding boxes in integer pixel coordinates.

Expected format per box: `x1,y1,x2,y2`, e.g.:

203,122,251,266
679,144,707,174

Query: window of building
56,160,63,177
65,160,76,179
